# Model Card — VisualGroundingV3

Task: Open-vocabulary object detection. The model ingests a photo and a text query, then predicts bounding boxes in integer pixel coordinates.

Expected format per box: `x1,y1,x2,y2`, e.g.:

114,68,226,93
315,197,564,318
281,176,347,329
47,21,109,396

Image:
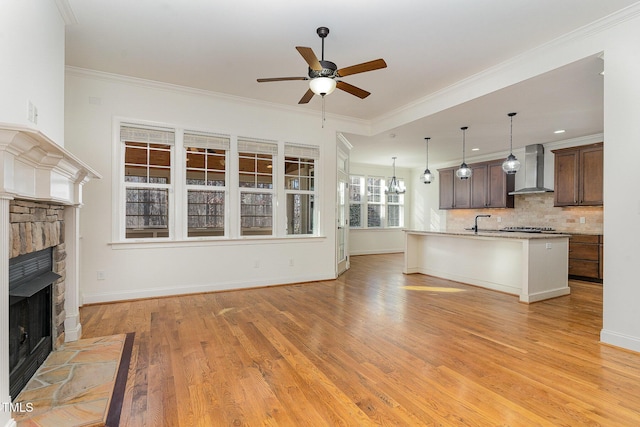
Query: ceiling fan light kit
257,26,387,105
309,77,337,96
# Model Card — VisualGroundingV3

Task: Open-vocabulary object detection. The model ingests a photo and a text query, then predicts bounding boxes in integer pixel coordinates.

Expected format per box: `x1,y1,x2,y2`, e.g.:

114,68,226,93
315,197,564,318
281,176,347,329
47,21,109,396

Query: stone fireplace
8,201,67,397
0,125,99,423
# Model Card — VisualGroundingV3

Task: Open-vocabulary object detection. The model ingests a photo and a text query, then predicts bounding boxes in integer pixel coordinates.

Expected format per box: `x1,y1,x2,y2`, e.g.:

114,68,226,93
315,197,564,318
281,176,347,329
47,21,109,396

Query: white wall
348,162,410,255
64,69,368,304
0,1,66,145
600,16,640,352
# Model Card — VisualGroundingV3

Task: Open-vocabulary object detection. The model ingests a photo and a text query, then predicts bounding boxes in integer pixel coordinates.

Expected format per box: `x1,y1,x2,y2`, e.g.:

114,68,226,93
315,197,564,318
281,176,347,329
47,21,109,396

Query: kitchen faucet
473,214,491,233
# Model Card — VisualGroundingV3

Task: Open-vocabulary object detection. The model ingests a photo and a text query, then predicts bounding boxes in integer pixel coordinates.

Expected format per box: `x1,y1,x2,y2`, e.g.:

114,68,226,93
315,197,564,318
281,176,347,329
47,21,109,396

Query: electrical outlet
580,217,586,224
289,258,294,267
497,217,502,223
545,243,552,249
97,270,106,280
253,260,260,268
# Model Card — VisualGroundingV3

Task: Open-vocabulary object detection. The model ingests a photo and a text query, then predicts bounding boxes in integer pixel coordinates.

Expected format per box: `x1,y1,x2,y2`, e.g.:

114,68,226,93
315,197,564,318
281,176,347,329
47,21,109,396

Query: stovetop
500,226,555,233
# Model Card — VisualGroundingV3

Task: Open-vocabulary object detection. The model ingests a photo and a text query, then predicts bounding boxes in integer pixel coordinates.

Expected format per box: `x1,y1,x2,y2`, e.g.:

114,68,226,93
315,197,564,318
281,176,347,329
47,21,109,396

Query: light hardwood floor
81,253,640,426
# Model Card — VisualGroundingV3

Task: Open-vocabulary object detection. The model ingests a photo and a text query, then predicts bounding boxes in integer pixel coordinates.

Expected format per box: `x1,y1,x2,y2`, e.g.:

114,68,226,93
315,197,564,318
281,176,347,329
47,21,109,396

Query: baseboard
520,287,571,303
64,315,82,342
82,272,335,304
600,329,640,353
349,249,404,256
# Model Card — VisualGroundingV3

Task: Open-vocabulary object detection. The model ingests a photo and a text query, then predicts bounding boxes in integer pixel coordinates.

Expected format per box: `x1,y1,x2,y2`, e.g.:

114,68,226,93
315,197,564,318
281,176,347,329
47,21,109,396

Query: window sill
108,235,326,250
350,227,405,232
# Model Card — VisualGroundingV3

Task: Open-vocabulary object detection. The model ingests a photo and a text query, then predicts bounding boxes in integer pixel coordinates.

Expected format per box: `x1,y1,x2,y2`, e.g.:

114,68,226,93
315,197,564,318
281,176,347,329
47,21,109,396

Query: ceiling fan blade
337,59,387,77
336,81,370,99
257,77,308,82
296,46,322,71
298,88,315,104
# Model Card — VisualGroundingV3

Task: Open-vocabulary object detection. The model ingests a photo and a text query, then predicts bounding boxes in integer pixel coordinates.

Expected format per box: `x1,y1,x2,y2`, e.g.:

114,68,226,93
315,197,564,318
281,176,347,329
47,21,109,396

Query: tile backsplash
446,193,603,234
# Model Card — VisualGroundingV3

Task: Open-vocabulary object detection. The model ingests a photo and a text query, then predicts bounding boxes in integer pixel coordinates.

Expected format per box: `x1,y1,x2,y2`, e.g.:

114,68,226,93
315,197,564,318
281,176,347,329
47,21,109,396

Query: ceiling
65,0,638,168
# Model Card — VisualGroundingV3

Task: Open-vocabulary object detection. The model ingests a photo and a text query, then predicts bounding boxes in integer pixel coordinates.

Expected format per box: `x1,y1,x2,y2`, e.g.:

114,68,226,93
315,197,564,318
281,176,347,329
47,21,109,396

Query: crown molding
64,66,371,130
55,0,78,25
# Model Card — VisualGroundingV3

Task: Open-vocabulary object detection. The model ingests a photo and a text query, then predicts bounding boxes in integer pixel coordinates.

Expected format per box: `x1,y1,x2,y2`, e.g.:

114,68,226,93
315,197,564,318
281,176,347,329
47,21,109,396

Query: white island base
404,230,570,303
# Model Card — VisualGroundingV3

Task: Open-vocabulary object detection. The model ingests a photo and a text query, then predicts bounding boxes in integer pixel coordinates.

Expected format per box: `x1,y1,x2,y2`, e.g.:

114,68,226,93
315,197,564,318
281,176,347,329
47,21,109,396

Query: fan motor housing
309,60,337,79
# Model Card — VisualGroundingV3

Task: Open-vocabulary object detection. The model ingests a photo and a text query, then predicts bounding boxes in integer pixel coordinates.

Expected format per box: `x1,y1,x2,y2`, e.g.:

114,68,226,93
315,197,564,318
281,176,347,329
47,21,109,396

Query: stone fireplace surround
9,200,67,350
0,125,99,426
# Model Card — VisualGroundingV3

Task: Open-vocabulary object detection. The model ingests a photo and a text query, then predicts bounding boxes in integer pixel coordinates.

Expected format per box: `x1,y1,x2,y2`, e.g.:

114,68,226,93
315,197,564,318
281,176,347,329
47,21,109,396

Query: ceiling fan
257,27,387,104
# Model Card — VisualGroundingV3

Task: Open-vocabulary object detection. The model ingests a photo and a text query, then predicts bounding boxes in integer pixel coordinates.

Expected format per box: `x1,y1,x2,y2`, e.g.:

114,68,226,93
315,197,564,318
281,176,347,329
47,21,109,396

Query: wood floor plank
80,253,640,426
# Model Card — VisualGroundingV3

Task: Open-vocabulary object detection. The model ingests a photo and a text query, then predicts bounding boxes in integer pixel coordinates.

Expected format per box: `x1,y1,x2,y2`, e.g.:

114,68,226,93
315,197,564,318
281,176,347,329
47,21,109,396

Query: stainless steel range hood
508,144,554,195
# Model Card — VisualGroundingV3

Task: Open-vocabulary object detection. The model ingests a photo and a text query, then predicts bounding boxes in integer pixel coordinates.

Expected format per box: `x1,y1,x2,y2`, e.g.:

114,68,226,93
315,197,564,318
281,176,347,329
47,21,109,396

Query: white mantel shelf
403,230,571,303
0,123,101,205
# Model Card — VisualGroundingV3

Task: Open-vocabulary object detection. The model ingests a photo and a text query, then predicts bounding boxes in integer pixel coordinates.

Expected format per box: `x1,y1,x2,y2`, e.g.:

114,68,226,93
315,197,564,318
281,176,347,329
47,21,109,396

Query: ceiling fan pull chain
322,95,326,128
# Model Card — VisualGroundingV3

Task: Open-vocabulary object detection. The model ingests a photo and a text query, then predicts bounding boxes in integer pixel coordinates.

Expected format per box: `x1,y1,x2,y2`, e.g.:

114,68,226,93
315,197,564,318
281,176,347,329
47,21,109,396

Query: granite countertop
404,229,571,239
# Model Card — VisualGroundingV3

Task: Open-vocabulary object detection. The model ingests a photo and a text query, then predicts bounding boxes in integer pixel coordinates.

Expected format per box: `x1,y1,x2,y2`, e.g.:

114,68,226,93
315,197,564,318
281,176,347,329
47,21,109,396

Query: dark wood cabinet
487,161,514,208
454,173,471,209
470,163,488,208
439,159,514,210
438,168,455,209
439,167,472,209
568,234,603,282
552,143,603,207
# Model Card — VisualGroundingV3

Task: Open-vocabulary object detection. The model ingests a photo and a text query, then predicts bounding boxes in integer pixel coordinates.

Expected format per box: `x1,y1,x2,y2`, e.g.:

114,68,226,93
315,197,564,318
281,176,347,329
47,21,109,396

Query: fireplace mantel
0,123,100,204
1,123,100,416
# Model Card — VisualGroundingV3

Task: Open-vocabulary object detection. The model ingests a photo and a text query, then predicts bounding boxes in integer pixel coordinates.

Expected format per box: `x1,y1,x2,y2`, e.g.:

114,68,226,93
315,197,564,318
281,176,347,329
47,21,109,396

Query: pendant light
386,157,406,194
456,126,472,180
502,112,521,174
421,137,433,184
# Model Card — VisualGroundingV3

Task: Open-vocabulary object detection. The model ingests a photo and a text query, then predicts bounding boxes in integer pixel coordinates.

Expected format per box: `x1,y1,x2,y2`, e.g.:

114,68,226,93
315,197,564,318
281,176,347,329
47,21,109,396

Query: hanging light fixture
502,112,521,174
421,137,434,184
456,126,472,180
386,157,406,194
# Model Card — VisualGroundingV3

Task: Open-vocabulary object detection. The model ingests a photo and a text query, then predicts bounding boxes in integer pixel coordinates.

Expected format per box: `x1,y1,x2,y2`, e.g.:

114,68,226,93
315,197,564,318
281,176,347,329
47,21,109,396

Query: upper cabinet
552,143,603,207
438,159,514,210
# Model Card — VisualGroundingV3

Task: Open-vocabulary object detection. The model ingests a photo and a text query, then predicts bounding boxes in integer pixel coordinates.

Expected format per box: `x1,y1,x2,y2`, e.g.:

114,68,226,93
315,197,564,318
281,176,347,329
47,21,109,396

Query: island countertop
404,229,571,240
403,229,570,303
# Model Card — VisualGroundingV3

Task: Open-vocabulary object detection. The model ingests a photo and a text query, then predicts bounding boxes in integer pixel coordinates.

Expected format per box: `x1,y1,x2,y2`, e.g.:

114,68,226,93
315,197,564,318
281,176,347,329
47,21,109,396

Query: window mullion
174,129,186,240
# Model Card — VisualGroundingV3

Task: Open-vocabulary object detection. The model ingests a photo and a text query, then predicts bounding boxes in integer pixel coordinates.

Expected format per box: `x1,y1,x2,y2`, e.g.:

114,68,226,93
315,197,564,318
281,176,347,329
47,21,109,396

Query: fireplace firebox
8,248,60,398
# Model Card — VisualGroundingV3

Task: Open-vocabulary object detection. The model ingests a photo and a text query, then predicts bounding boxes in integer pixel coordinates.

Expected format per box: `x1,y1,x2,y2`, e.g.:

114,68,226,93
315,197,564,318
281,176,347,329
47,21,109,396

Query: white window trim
112,118,323,244
385,176,405,228
349,174,405,229
115,120,177,242
237,137,278,238
183,130,231,239
283,143,319,236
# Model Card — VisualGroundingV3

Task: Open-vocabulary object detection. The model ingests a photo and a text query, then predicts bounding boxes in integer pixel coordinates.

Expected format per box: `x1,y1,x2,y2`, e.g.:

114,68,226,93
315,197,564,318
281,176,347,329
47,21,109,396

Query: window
349,174,405,229
185,132,229,237
386,178,405,227
122,125,174,239
238,138,277,236
117,122,321,241
367,177,384,228
349,176,363,228
284,144,319,235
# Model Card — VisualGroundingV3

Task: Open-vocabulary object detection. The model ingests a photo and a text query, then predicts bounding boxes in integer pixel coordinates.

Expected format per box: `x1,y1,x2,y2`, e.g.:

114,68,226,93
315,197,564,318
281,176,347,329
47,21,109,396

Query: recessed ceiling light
471,147,480,151
554,129,566,134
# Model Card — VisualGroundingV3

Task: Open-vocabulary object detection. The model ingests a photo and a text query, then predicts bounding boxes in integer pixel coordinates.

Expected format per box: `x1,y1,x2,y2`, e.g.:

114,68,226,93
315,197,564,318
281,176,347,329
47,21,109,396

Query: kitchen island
404,230,570,303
